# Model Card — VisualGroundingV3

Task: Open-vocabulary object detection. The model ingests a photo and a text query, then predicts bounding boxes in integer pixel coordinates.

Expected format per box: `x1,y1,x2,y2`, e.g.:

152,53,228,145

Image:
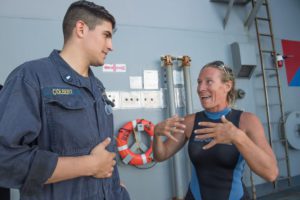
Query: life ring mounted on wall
116,119,155,167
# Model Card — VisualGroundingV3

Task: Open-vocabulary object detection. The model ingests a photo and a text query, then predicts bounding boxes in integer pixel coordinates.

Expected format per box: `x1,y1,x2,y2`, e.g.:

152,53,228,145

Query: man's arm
46,137,116,184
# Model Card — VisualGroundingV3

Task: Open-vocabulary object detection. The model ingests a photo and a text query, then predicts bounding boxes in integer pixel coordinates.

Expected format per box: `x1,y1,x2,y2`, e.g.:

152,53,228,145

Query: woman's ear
225,80,233,92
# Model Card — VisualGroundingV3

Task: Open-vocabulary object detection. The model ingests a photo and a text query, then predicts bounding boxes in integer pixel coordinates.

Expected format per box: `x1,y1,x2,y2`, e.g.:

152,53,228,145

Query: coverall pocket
44,95,98,155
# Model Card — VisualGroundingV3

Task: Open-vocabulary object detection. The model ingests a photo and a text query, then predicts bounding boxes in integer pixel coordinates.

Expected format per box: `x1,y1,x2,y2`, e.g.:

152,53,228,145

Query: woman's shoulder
240,111,259,121
240,111,262,130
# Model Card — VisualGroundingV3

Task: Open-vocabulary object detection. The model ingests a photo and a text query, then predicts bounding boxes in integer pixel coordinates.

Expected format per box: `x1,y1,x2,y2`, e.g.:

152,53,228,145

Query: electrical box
231,42,256,79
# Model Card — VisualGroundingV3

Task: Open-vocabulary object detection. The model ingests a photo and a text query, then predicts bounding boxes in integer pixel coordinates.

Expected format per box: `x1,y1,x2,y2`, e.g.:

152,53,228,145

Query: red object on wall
281,39,300,86
276,54,284,68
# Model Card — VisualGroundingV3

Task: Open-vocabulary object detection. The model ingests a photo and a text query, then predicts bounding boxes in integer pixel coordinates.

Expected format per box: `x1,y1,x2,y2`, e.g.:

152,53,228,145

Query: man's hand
89,137,116,178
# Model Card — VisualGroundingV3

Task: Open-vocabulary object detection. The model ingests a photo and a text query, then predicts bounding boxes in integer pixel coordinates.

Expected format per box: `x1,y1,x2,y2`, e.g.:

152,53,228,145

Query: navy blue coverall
0,50,130,200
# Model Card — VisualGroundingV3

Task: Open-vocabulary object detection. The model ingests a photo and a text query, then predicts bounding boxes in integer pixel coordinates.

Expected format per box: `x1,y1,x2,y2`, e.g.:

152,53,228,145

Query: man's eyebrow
104,31,112,37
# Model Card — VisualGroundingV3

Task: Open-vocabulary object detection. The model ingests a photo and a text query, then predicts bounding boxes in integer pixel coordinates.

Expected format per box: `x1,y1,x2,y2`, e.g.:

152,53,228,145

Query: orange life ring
117,119,154,166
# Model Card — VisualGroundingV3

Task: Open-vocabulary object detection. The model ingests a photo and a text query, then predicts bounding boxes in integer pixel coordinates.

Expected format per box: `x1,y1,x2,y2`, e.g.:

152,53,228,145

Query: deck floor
257,186,300,200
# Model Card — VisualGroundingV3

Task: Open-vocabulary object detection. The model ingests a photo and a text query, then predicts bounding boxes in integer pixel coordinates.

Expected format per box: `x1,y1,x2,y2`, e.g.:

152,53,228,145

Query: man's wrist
81,155,95,177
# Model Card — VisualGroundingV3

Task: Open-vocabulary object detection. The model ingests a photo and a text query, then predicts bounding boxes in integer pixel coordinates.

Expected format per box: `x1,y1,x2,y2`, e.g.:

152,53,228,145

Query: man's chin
91,63,104,67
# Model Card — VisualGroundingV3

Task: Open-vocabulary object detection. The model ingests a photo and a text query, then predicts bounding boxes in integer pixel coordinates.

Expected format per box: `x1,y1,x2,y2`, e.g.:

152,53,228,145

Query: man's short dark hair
62,0,116,43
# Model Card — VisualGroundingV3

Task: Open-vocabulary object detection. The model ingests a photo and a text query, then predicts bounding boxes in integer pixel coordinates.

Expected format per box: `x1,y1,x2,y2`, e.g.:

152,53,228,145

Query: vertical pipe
178,56,193,183
162,55,177,117
161,55,186,199
179,56,193,115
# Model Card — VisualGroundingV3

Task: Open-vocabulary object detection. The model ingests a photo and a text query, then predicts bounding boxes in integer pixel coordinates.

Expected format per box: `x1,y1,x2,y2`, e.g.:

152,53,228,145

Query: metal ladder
250,0,291,197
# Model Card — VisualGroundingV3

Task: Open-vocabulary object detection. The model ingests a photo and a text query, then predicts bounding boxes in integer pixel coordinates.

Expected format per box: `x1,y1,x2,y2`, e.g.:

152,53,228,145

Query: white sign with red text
102,64,127,72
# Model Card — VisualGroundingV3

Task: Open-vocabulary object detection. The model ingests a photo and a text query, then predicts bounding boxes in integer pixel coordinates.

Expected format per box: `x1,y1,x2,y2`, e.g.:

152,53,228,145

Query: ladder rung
277,176,290,181
268,73,279,78
253,0,267,6
256,17,270,21
262,121,279,124
264,68,276,70
267,85,279,88
258,104,280,107
268,103,280,105
259,33,272,37
265,122,278,125
261,50,274,53
258,103,280,106
255,72,277,77
272,139,287,142
276,157,287,161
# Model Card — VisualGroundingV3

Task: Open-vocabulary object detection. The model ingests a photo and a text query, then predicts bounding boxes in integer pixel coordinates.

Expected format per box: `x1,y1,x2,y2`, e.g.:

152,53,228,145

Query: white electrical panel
106,90,164,109
119,91,142,109
141,90,164,108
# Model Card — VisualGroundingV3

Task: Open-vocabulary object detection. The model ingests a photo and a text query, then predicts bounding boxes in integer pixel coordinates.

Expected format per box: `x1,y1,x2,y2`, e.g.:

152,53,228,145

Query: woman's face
197,67,231,112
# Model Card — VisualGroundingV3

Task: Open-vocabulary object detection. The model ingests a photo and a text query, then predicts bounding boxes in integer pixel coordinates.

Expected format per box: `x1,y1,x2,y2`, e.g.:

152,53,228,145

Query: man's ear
74,20,87,38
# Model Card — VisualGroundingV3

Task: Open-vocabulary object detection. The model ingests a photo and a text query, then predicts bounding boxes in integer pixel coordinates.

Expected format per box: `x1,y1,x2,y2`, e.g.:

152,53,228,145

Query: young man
0,1,130,199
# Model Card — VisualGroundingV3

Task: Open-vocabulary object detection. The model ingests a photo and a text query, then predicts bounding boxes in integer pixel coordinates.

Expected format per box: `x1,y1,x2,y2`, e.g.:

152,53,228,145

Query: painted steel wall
0,0,299,199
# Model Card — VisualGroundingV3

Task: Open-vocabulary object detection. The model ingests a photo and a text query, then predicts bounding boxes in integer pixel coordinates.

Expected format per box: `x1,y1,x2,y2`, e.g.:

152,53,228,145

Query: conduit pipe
161,55,186,199
178,55,193,183
161,55,177,117
178,56,193,115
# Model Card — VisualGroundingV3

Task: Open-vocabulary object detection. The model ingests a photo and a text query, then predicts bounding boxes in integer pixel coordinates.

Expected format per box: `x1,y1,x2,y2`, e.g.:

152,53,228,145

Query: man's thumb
101,137,111,148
